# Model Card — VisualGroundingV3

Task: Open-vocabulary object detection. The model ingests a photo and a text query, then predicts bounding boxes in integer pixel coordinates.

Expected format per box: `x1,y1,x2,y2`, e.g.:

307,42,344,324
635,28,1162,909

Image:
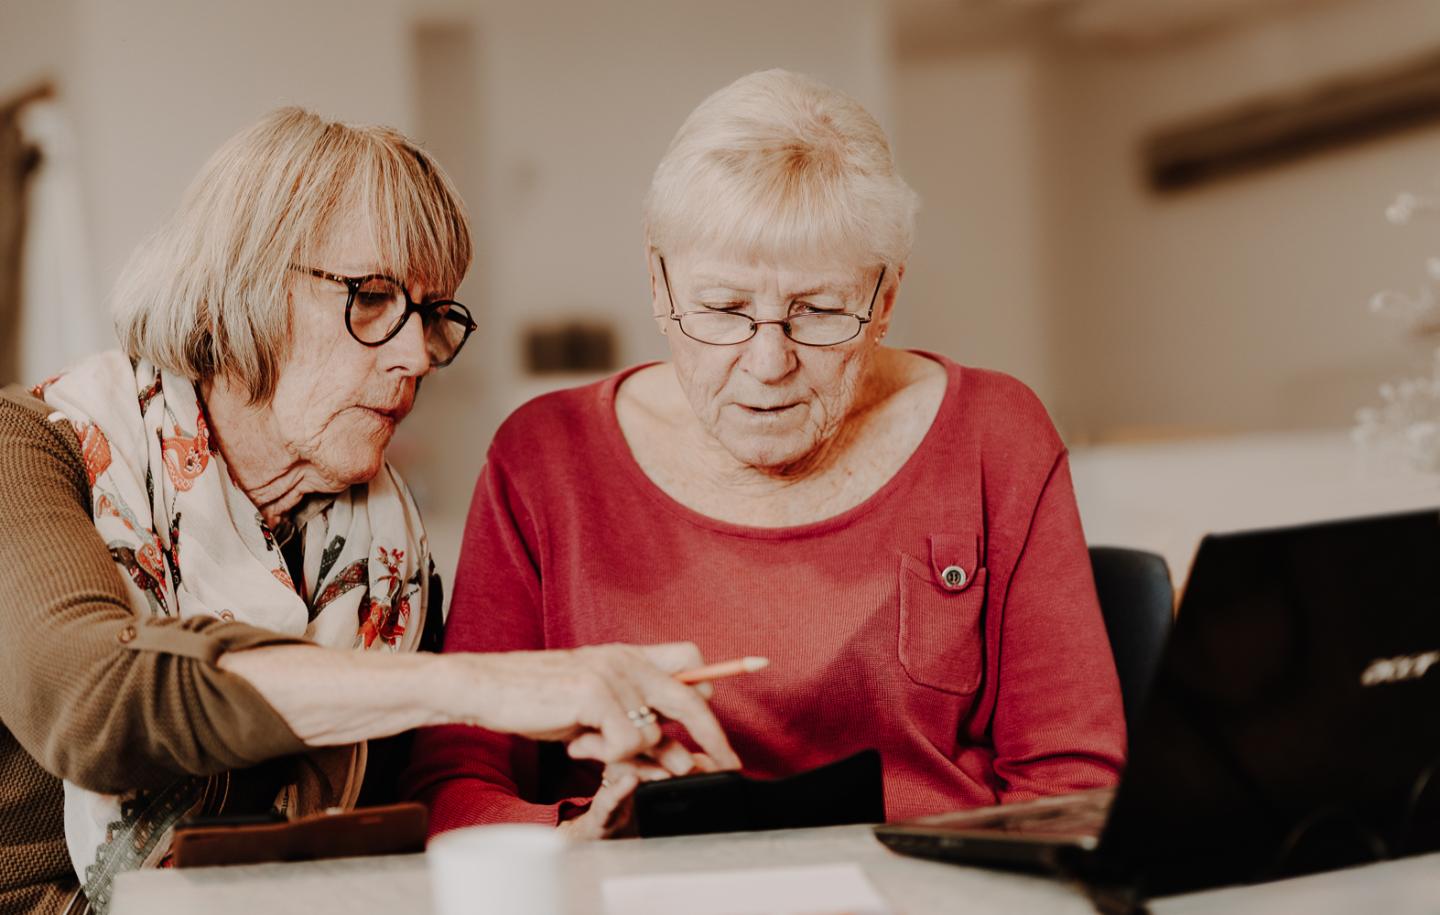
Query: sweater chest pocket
898,534,988,695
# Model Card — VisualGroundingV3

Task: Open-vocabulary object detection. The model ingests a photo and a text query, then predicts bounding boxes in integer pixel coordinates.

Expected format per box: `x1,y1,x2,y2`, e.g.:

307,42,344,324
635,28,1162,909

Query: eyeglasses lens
349,277,408,343
423,304,474,365
347,277,473,364
788,314,862,345
677,312,861,346
677,313,753,345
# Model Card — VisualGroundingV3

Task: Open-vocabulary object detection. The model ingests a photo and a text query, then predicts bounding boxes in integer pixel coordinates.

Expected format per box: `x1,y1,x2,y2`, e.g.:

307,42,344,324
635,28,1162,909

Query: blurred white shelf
1070,427,1440,583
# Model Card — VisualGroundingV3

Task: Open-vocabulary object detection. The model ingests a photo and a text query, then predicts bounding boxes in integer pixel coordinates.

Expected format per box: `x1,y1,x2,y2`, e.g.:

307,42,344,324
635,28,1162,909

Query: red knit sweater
404,355,1126,833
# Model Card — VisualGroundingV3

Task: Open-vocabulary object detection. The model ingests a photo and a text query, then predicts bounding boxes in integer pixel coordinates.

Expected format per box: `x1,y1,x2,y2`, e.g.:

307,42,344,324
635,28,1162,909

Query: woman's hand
443,642,741,772
559,754,722,840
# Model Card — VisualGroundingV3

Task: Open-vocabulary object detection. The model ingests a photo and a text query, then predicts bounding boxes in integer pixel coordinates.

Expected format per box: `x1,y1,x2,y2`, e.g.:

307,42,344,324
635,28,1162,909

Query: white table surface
111,823,1440,915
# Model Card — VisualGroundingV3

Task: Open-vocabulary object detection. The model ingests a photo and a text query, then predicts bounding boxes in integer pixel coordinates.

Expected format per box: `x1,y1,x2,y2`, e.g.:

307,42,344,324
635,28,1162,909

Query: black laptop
875,508,1440,901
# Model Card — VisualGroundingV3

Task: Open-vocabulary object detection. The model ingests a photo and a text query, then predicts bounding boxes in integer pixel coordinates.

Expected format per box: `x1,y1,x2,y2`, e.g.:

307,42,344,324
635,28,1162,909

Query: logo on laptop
1360,650,1439,686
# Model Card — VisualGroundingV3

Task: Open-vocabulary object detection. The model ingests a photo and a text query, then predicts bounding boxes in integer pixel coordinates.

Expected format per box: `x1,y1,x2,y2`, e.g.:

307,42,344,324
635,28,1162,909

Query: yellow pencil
674,656,770,684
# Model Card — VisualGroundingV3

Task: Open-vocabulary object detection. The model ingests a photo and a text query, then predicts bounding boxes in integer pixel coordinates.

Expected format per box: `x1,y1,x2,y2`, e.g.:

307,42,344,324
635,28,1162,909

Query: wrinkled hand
559,754,723,840
445,642,741,772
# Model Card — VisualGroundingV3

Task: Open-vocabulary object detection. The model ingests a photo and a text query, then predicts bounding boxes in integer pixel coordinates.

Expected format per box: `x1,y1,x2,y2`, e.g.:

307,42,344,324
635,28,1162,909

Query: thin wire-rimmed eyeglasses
658,255,885,347
292,266,477,368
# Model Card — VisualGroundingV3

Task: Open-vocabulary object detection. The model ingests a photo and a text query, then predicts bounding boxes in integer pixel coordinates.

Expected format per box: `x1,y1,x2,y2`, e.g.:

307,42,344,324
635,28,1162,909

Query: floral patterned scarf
36,351,433,913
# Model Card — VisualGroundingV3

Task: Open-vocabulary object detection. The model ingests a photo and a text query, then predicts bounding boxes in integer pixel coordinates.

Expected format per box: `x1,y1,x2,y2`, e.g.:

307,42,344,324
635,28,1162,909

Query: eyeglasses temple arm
658,254,679,319
864,265,887,320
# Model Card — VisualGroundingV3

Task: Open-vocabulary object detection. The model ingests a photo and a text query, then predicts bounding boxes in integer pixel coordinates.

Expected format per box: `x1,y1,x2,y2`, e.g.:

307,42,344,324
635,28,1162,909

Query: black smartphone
633,749,884,838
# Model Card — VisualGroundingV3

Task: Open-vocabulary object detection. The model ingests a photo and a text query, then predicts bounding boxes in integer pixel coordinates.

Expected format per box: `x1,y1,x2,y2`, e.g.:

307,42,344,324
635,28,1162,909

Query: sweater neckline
597,351,963,540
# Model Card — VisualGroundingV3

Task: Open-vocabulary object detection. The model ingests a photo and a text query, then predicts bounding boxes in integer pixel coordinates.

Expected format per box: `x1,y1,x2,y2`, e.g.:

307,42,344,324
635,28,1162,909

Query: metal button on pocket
900,553,988,694
941,565,968,590
117,625,137,644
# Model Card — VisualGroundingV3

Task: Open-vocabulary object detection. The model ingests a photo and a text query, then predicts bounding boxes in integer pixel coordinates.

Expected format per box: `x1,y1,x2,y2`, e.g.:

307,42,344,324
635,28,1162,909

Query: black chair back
1089,546,1174,736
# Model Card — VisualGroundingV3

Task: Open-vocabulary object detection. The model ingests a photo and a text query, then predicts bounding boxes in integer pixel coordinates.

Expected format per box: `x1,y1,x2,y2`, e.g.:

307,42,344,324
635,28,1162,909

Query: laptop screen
1095,508,1440,894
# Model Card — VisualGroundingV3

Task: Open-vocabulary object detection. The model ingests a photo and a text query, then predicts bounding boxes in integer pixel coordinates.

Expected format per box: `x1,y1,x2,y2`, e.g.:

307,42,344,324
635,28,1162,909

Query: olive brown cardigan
0,385,309,912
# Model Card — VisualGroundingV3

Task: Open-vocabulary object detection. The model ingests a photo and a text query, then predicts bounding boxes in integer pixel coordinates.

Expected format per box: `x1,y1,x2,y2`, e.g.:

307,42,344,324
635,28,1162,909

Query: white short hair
112,107,471,404
643,69,918,269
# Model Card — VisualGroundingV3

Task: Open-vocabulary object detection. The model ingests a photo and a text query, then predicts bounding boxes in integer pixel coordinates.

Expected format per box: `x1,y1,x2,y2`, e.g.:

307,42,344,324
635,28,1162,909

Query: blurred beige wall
0,0,69,92
7,0,1440,576
1047,0,1440,440
885,0,1440,441
893,48,1057,407
66,0,416,288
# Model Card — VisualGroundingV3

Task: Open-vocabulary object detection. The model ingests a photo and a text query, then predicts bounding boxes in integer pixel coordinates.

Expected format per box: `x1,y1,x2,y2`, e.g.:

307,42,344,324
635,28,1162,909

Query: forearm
217,644,461,745
217,643,706,751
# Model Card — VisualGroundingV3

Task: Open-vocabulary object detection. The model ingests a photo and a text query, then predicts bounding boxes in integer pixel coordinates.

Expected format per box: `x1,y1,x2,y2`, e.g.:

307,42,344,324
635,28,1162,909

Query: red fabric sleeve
989,450,1127,801
401,456,576,833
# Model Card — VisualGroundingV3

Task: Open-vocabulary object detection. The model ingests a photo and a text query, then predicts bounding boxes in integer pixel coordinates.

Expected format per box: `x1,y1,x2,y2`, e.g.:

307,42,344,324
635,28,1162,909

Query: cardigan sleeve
988,449,1128,801
0,387,309,795
402,454,576,833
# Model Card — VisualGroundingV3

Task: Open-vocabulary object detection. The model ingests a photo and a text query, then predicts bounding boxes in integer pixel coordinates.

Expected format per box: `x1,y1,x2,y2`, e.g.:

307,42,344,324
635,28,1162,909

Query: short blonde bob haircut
644,69,918,270
113,106,472,404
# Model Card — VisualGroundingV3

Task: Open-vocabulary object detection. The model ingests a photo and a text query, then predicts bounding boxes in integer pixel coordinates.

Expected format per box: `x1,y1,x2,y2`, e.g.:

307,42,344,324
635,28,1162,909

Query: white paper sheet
601,862,893,915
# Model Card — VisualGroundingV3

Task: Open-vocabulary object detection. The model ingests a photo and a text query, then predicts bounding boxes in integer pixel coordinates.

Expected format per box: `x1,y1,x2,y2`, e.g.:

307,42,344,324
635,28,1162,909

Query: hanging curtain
0,84,49,387
18,96,102,385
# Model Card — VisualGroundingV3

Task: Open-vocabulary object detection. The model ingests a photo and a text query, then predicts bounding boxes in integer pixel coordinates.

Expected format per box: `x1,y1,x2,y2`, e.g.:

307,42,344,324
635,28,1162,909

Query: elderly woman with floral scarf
0,108,737,914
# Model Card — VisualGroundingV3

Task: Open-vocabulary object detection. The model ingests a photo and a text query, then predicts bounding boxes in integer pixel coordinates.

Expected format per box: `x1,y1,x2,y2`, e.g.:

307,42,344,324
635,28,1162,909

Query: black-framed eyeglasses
659,255,885,347
292,266,476,368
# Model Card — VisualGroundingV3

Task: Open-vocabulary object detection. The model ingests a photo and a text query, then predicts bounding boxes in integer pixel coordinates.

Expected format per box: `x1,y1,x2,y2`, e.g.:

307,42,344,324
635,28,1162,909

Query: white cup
427,824,569,915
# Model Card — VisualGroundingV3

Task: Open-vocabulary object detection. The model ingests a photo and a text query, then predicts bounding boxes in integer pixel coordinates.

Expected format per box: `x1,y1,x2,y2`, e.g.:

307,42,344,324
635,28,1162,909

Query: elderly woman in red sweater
405,69,1126,839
